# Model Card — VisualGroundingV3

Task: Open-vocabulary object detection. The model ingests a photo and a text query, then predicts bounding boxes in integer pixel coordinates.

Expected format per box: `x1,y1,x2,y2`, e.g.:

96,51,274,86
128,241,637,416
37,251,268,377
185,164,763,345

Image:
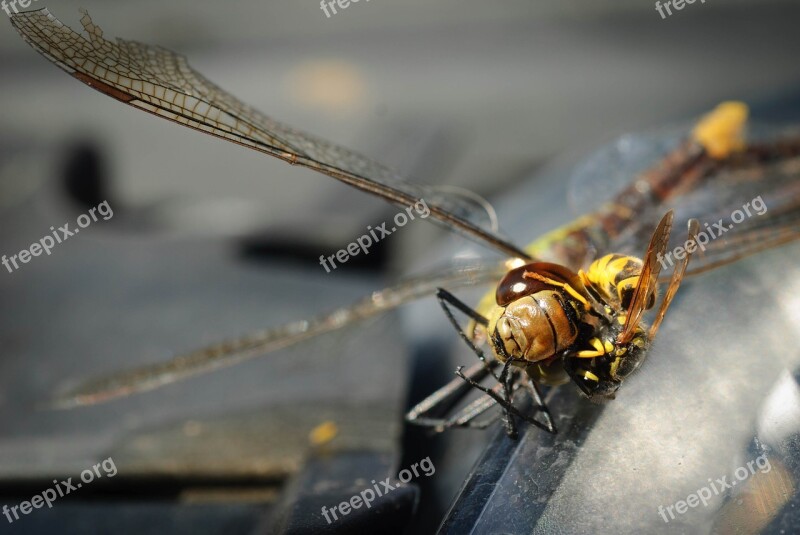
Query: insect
11,10,800,437
404,209,699,437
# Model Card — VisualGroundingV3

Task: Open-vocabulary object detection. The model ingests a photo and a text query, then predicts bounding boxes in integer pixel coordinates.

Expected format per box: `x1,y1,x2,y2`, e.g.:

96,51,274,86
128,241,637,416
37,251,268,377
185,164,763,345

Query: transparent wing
617,210,673,345
10,8,529,260
583,123,800,272
51,261,508,408
567,128,686,217
667,146,800,277
648,218,699,339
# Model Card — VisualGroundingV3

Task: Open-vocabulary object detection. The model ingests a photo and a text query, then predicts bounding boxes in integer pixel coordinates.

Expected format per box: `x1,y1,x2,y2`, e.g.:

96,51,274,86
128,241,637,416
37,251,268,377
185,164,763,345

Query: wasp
406,210,698,437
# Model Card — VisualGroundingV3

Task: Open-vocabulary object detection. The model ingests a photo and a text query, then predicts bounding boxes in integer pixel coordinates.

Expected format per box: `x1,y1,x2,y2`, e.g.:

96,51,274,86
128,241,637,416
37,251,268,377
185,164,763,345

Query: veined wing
10,9,529,260
52,261,509,408
617,211,673,345
662,134,800,277
568,115,800,272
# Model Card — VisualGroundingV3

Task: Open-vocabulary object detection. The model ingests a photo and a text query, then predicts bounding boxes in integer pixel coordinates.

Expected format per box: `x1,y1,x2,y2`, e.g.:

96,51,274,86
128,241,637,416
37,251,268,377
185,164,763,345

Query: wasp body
414,210,698,437
484,252,652,401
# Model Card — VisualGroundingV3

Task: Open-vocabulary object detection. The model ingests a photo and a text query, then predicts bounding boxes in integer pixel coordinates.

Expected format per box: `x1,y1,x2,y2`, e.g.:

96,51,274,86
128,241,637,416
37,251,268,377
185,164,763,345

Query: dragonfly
10,9,800,436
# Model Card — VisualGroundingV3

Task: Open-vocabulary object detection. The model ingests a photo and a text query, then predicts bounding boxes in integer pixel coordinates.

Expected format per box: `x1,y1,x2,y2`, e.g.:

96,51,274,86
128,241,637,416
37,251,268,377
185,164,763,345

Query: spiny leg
409,382,507,432
446,374,539,431
437,287,521,435
491,330,529,436
436,288,500,381
491,330,557,435
406,360,494,426
497,352,519,437
454,366,553,435
407,362,530,432
433,288,557,436
523,373,557,434
445,390,504,430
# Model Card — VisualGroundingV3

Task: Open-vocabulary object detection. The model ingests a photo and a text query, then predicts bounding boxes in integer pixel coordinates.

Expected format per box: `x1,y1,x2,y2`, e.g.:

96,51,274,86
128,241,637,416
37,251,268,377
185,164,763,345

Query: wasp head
567,332,649,401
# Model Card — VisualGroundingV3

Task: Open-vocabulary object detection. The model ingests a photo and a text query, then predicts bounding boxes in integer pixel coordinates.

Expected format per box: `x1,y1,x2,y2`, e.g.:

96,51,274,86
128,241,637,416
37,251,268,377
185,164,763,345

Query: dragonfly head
488,291,582,365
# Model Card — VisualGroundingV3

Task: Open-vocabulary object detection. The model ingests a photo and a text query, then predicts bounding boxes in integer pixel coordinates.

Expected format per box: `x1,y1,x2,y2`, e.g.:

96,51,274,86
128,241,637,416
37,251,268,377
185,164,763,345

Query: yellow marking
597,254,614,273
616,275,640,303
591,254,615,293
603,340,614,353
587,254,635,300
609,256,631,274
616,315,626,325
692,101,748,159
610,357,621,378
582,370,600,382
309,421,339,446
577,337,606,358
523,271,589,309
617,276,639,290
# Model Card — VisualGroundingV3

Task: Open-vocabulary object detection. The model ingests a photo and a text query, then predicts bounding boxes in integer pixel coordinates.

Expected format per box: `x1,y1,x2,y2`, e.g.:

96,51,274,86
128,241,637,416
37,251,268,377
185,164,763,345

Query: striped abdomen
583,254,645,310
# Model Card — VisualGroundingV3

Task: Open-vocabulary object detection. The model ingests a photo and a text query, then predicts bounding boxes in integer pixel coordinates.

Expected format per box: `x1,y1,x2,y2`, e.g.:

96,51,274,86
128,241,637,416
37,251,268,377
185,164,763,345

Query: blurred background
1,1,800,533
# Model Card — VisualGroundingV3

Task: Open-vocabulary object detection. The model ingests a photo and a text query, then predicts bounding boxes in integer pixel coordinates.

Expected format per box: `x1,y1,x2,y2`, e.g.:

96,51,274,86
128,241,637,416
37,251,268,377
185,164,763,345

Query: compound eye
573,371,600,397
619,283,656,311
615,351,644,379
619,286,635,310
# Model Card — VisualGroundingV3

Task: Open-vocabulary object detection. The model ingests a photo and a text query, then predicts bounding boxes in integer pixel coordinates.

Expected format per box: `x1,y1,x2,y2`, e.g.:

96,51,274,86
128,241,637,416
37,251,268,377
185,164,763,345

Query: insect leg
406,360,495,427
436,288,500,381
435,288,555,435
408,383,506,431
454,366,553,436
523,373,557,434
497,356,519,437
443,391,504,430
491,331,558,435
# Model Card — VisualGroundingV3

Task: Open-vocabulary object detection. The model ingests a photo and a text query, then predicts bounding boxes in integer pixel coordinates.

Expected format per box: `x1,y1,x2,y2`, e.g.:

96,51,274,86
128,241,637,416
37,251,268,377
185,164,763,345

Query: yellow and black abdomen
583,254,647,310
